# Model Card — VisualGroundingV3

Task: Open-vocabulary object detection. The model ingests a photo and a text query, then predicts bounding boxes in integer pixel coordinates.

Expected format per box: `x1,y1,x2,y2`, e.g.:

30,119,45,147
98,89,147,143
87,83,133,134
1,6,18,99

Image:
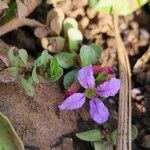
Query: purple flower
59,65,121,124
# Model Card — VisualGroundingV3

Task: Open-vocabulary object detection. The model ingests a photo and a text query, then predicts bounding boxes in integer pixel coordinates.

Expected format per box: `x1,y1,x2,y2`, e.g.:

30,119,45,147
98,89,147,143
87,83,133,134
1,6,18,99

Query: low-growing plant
76,125,138,150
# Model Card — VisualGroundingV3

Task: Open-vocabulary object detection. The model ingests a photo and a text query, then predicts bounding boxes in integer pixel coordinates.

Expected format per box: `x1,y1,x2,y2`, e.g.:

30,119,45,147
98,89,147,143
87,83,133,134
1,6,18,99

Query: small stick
0,18,45,37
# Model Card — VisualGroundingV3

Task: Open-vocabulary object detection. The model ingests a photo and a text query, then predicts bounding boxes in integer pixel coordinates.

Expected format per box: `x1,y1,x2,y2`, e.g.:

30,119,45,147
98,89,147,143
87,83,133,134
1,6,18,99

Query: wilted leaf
76,129,101,142
0,112,24,150
21,77,34,96
89,0,149,16
0,68,16,83
18,49,28,65
63,69,77,89
80,45,97,66
55,52,77,69
0,54,9,67
68,28,83,52
94,140,113,150
41,37,65,53
46,8,64,35
32,66,39,83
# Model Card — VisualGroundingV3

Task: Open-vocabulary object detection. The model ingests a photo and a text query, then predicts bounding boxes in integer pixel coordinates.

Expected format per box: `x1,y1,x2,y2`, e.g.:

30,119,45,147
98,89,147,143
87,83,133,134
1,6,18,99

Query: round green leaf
63,69,77,89
80,45,97,67
55,52,77,69
18,49,28,65
132,125,138,141
68,28,83,51
89,43,101,61
76,129,102,142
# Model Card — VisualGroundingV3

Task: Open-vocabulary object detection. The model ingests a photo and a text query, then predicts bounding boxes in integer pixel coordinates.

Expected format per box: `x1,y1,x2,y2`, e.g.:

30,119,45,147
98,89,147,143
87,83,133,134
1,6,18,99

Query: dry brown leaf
0,54,9,67
46,8,64,35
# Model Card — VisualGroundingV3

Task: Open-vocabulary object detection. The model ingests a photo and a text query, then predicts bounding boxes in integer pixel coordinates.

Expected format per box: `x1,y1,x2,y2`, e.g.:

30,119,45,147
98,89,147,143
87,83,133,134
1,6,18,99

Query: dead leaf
0,54,9,67
34,27,50,38
46,8,64,35
41,37,65,53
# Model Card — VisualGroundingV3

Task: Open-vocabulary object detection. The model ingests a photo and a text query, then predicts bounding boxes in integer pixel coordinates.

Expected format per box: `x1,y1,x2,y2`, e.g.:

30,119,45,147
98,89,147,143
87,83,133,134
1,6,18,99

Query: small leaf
41,50,51,68
47,67,63,82
47,57,63,82
32,66,39,83
63,69,77,89
95,72,106,84
68,28,83,51
132,125,138,141
0,112,24,150
6,67,18,76
18,49,28,65
21,77,34,96
89,43,101,61
111,125,138,145
2,0,17,22
55,52,77,69
63,17,78,33
8,47,16,65
80,45,97,67
94,140,113,150
76,129,101,142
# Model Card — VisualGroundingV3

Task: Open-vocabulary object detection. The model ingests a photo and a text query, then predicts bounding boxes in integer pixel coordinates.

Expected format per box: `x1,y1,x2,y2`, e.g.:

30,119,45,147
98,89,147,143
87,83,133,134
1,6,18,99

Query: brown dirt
0,81,79,150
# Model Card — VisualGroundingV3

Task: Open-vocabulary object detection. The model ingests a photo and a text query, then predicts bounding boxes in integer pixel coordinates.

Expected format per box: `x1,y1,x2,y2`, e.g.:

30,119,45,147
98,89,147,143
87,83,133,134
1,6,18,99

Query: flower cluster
59,65,121,124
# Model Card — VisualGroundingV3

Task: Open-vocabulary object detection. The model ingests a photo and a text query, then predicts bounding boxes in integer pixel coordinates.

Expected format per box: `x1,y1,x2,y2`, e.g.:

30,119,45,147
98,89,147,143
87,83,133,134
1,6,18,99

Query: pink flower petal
96,77,121,98
78,65,95,89
59,93,85,110
90,98,109,124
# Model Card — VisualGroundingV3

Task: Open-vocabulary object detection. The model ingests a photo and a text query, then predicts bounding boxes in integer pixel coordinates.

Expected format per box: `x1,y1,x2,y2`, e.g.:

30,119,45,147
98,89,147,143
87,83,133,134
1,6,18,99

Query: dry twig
114,14,132,150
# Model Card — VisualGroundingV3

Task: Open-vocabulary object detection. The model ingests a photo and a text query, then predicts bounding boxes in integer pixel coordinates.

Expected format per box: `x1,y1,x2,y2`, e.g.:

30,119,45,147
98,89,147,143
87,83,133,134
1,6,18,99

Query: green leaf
111,125,138,145
89,43,101,61
89,0,149,16
132,125,138,141
21,77,34,96
68,28,83,51
0,112,24,150
63,17,78,33
55,52,77,69
95,72,106,84
41,50,52,68
94,140,113,150
2,0,17,22
6,67,18,76
8,48,22,67
18,49,28,65
32,66,39,83
80,45,97,67
47,67,63,82
63,69,77,89
47,57,63,82
76,129,101,142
